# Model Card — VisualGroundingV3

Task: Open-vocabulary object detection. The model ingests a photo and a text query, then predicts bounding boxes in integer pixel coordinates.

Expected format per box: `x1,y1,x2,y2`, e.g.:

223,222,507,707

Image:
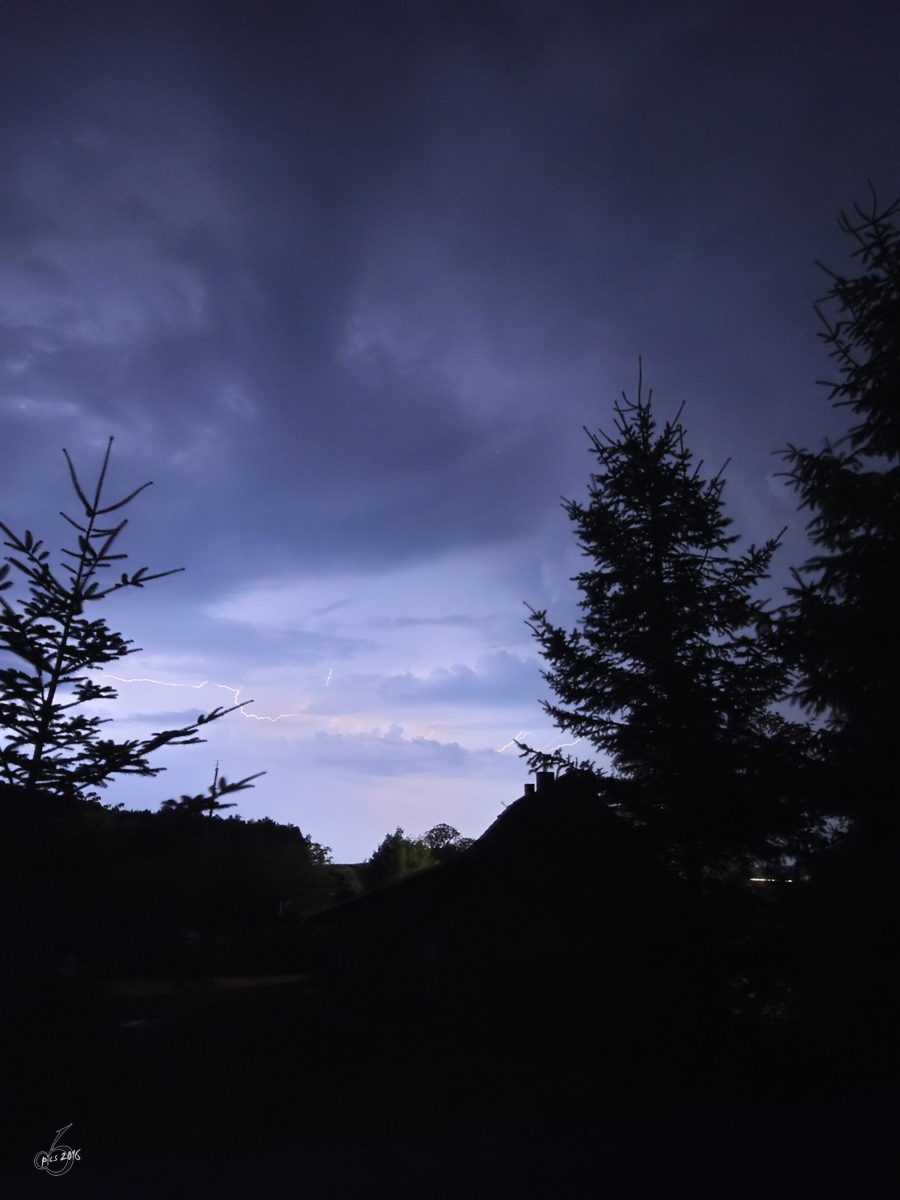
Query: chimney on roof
535,771,554,793
523,783,535,795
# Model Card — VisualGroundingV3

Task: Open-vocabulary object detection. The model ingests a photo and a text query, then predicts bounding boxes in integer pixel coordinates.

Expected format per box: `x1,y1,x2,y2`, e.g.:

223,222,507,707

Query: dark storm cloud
309,725,508,777
1,1,899,584
119,605,379,673
378,651,541,706
3,0,899,849
0,0,581,581
305,650,540,714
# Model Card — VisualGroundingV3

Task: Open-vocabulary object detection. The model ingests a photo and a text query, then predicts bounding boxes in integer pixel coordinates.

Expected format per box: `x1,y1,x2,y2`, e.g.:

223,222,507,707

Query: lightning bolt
498,730,530,752
497,731,585,753
540,736,585,751
210,682,305,722
102,675,211,689
100,674,304,722
325,668,333,687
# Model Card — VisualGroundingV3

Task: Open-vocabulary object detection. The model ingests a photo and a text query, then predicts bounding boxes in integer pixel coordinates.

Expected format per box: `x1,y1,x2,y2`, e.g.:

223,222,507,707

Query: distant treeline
0,781,474,983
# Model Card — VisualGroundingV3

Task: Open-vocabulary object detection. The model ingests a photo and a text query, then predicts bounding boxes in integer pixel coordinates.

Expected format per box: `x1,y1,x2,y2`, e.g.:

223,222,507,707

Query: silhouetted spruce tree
0,438,252,802
775,187,900,855
522,369,820,888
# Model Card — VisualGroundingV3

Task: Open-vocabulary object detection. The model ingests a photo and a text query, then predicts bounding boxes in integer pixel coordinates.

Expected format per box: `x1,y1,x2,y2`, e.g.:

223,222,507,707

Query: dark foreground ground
3,923,898,1198
3,778,898,1196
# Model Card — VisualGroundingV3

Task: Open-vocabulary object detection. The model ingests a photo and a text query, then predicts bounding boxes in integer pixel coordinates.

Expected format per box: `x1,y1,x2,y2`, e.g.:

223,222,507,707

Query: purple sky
1,0,898,861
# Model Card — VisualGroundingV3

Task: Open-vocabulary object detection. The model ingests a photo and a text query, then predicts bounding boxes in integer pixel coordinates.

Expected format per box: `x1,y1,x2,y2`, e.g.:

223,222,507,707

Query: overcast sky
1,0,898,860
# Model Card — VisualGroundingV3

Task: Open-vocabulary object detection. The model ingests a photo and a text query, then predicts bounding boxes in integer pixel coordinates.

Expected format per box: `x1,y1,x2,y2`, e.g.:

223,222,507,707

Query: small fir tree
522,369,817,885
0,438,251,801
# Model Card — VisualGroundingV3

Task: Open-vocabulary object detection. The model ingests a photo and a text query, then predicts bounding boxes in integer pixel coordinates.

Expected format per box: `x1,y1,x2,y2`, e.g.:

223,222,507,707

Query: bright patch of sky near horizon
1,0,897,859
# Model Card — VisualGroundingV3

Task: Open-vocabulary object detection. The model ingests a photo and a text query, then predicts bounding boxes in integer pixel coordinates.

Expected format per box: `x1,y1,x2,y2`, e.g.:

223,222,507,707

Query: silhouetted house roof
299,772,717,1059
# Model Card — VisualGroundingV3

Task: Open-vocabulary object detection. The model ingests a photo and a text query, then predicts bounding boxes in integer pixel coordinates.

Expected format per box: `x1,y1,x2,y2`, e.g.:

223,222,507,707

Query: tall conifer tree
775,188,900,851
523,370,816,886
